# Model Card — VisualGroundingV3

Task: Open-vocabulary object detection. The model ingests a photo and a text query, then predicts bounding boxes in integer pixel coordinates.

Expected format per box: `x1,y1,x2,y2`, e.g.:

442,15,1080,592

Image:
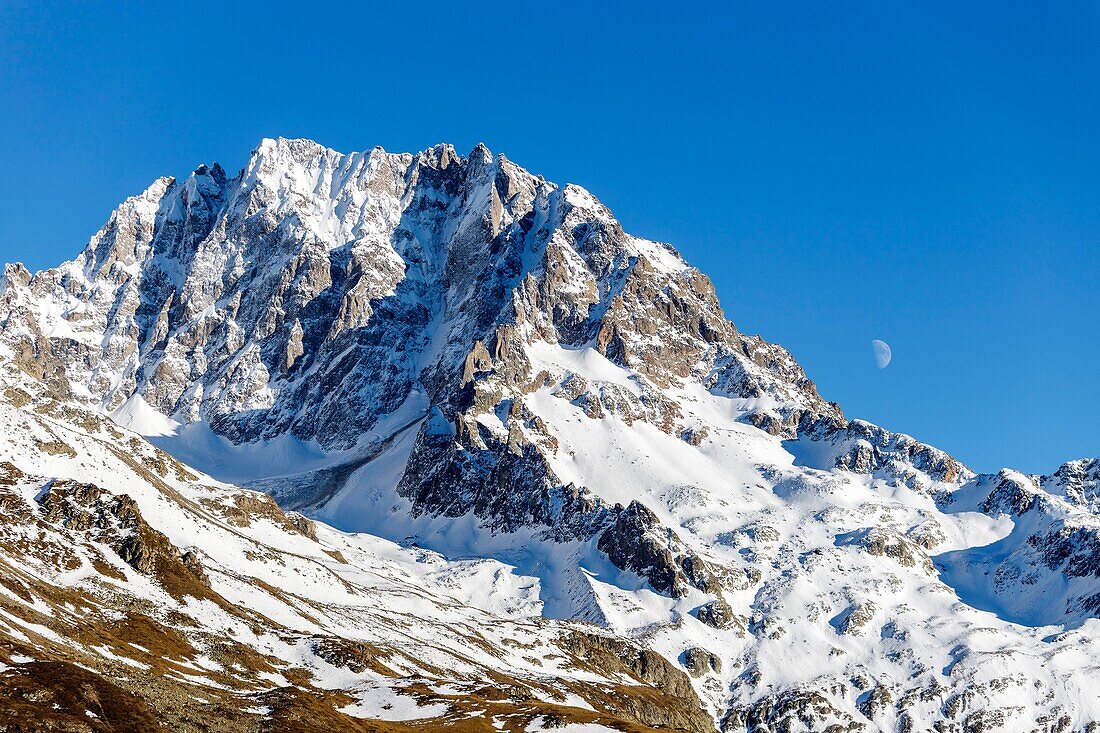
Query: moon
872,339,892,369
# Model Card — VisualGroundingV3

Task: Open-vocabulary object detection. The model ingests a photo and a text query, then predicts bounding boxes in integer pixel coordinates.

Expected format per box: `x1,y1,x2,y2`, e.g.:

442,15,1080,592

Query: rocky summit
0,137,1097,732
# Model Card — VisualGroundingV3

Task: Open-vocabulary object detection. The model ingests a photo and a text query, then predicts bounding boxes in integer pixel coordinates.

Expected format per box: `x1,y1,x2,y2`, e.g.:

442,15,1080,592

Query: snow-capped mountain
0,138,1097,731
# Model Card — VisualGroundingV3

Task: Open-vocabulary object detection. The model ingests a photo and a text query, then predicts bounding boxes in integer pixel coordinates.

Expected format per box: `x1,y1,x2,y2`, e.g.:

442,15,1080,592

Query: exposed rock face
833,600,878,636
793,414,970,489
693,598,746,633
597,500,720,598
1042,458,1100,512
210,490,316,540
838,527,937,576
559,630,715,733
978,470,1042,516
723,689,863,733
857,682,893,721
36,479,210,591
307,636,391,676
681,647,722,677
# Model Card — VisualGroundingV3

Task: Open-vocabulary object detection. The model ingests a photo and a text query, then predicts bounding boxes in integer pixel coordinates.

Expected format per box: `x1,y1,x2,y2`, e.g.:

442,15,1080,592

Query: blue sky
1,2,1096,474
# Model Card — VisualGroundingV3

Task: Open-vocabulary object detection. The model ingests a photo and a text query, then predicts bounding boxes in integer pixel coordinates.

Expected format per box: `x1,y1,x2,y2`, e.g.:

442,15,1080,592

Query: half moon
872,339,892,369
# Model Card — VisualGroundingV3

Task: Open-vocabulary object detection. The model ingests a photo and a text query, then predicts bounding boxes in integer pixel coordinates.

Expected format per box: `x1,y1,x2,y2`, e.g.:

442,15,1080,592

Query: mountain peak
469,141,494,163
418,142,460,169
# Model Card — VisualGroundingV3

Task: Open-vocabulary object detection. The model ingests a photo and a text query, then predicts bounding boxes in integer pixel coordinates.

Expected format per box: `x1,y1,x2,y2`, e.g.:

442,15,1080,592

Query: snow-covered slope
0,357,709,733
0,138,1098,731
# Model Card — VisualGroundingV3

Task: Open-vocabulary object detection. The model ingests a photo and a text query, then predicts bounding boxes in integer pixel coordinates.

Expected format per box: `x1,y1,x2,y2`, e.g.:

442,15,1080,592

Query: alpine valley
0,138,1096,733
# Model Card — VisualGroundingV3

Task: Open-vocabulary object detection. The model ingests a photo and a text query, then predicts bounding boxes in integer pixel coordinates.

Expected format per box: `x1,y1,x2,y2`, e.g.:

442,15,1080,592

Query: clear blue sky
1,2,1097,474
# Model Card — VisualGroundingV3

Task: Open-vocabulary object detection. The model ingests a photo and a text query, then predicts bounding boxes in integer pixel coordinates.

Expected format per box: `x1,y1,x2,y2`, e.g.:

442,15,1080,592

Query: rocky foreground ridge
0,138,1097,731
